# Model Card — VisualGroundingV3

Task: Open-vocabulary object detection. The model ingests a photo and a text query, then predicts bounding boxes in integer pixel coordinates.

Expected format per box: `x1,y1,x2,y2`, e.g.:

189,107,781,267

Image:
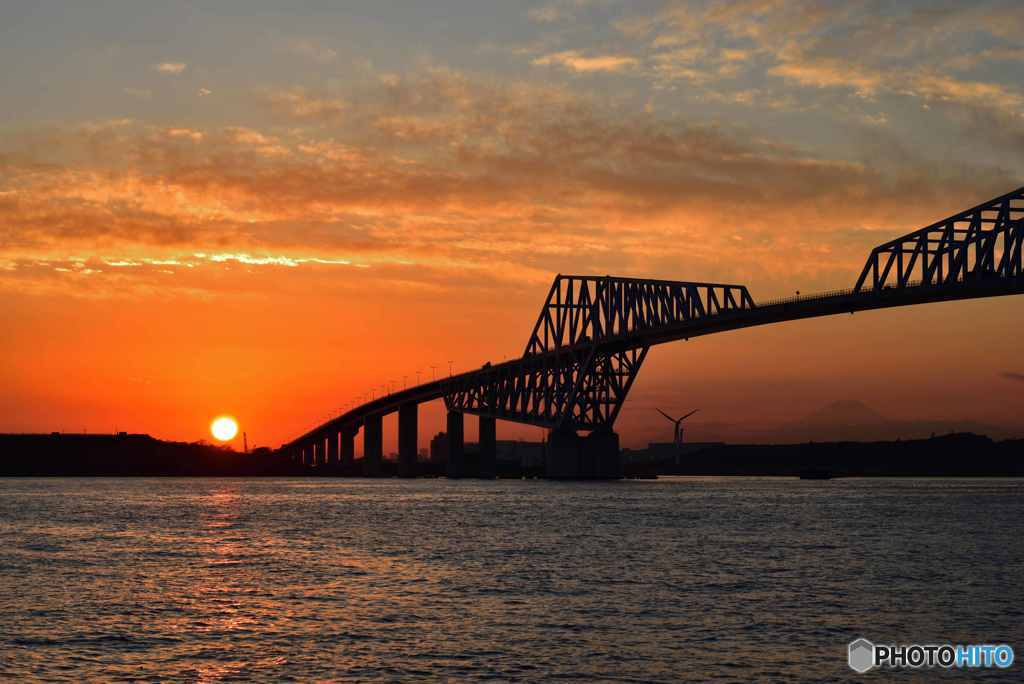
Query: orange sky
2,1,1023,448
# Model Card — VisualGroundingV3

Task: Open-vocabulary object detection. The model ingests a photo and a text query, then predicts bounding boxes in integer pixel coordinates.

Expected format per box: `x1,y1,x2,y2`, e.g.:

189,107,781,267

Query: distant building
429,431,449,464
431,433,545,468
495,440,546,468
623,442,723,466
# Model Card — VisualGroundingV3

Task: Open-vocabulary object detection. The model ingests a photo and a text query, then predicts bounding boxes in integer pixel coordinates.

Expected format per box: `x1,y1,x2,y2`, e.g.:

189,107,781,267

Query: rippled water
1,477,1021,681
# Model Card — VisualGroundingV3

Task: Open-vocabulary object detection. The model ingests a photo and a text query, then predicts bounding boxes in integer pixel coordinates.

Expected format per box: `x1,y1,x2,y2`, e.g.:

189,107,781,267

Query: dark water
1,477,1021,682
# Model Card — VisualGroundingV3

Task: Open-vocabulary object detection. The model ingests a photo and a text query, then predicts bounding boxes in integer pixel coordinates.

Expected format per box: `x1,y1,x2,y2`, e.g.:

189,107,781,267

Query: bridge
280,186,1024,478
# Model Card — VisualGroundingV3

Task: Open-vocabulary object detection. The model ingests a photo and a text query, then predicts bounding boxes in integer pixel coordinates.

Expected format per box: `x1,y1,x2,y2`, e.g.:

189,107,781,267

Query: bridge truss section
855,187,1024,292
444,275,754,431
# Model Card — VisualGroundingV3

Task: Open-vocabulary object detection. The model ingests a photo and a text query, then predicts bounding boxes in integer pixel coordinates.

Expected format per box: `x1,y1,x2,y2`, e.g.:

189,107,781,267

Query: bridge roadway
281,274,1024,473
282,185,1023,476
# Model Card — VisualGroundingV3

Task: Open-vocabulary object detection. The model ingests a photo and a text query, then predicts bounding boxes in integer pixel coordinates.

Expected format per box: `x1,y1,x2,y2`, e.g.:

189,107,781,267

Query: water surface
1,477,1021,681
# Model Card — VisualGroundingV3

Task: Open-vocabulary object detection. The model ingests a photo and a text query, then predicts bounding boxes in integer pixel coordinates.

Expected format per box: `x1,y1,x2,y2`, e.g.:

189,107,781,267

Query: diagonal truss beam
854,186,1024,292
443,346,649,430
446,276,752,431
524,275,754,355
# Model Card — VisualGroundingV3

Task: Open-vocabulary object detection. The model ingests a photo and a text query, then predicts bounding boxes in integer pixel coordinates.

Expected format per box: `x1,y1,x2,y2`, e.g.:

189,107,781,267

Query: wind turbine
656,408,699,447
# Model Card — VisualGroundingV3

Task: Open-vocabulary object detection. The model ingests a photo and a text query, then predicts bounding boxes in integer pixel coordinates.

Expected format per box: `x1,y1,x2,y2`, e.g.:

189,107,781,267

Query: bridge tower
443,276,754,478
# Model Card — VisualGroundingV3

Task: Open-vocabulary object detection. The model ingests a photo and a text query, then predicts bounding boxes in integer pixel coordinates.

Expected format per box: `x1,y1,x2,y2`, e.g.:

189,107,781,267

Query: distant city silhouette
2,431,1022,478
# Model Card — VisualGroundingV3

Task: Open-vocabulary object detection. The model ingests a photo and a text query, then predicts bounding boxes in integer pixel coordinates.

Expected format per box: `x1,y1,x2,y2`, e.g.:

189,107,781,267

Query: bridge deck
283,275,1023,448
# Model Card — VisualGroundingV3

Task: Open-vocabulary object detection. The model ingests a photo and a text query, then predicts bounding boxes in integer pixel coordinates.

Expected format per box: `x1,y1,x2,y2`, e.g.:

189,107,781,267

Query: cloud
768,60,883,98
527,0,606,25
907,72,1024,111
860,112,889,127
1,68,1019,296
528,6,562,24
123,87,153,100
154,62,187,75
949,47,1024,71
225,126,290,157
532,50,638,73
165,127,204,142
1001,371,1024,383
287,39,338,64
601,0,1024,138
262,87,346,122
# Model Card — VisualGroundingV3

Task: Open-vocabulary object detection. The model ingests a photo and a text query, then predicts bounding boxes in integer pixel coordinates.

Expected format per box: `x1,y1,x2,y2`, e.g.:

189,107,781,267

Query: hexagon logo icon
848,638,875,673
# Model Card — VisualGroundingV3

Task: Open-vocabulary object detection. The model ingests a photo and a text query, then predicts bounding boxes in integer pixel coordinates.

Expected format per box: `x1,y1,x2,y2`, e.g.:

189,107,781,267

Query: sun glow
210,416,239,441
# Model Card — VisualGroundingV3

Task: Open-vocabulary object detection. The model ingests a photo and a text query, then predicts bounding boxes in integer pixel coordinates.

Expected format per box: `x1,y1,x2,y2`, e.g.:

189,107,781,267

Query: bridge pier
363,415,383,476
446,410,466,478
479,415,496,479
585,428,622,479
398,403,418,478
327,431,339,466
340,427,356,469
545,426,621,479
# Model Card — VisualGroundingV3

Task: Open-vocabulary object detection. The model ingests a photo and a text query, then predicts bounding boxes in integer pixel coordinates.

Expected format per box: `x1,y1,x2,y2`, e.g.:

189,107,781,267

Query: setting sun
210,416,238,442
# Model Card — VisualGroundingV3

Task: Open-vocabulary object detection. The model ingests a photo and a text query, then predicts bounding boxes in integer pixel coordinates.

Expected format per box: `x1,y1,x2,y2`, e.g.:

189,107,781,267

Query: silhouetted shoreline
626,433,1024,478
0,433,302,477
1,431,1021,477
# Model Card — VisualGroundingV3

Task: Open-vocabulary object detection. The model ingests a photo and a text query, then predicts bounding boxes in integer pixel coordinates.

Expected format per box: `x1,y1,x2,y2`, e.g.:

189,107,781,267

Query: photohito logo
848,638,875,673
848,638,1014,673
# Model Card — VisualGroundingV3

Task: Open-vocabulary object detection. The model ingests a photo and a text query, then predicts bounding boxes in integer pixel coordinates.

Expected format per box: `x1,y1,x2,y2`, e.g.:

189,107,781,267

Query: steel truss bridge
281,186,1024,476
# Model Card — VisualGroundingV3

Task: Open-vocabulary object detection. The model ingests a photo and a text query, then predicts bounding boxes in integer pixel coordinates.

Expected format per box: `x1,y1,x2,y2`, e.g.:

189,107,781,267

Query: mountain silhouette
780,400,1016,442
800,400,889,429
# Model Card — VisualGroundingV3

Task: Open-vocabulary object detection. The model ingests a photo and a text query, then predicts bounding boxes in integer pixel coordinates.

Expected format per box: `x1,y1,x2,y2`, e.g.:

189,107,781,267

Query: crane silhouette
656,409,699,447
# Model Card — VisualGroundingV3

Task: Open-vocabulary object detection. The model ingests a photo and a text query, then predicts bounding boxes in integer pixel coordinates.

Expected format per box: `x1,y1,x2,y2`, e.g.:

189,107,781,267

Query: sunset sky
2,0,1023,450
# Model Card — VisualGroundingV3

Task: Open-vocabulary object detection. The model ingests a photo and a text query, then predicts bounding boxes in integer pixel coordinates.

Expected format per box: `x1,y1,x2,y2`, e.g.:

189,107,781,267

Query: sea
1,477,1021,681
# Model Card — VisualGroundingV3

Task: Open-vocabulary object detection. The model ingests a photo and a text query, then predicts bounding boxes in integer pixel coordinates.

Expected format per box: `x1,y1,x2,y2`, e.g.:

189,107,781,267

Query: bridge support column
446,410,466,478
363,415,383,476
584,428,622,479
545,426,579,479
479,415,496,479
340,427,356,469
327,431,339,467
398,403,418,478
545,426,621,479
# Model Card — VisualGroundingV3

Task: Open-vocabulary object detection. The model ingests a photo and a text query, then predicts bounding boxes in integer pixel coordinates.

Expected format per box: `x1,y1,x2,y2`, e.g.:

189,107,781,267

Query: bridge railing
753,280,939,309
